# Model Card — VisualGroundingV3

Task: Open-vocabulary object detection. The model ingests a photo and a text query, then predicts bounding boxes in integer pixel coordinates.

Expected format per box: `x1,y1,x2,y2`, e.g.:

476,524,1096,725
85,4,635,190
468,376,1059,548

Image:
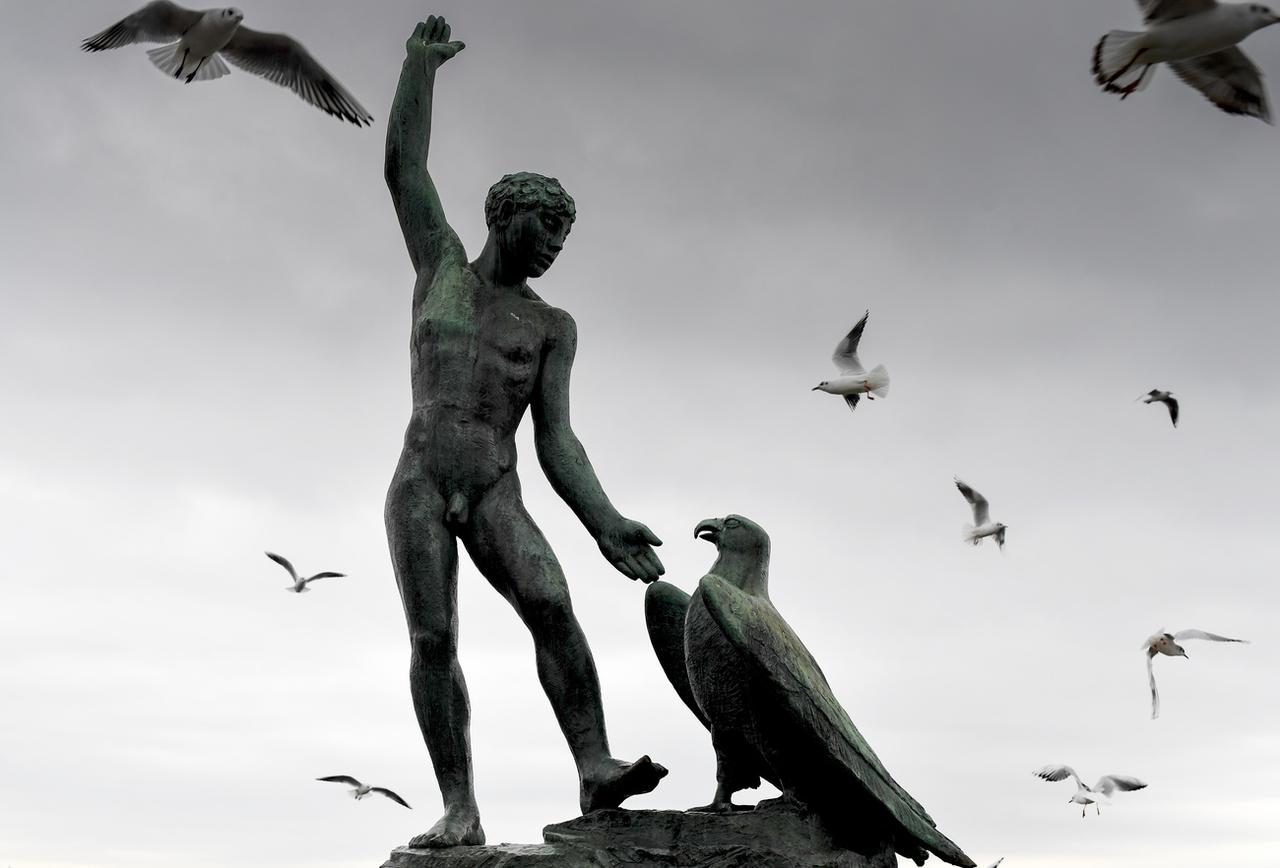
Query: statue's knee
521,593,576,633
410,627,456,663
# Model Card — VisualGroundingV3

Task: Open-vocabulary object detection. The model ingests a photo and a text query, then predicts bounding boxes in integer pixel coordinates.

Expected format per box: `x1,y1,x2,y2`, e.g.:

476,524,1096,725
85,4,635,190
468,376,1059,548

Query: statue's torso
400,260,551,493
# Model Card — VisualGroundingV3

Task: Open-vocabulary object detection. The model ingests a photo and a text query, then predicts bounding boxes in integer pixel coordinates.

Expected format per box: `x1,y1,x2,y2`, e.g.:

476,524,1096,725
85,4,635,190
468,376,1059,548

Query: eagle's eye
724,518,742,529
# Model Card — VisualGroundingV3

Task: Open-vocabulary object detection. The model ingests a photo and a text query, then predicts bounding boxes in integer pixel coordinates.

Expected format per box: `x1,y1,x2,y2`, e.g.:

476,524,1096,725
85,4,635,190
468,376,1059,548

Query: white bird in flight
954,478,1007,550
1092,1,1280,122
1033,765,1148,817
81,2,373,126
265,551,344,593
1144,628,1249,719
812,310,890,412
1138,389,1179,427
316,775,412,809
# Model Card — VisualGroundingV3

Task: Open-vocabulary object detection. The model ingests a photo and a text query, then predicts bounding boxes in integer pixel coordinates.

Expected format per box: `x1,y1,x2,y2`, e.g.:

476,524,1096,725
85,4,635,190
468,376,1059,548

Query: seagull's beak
694,518,724,544
811,384,822,391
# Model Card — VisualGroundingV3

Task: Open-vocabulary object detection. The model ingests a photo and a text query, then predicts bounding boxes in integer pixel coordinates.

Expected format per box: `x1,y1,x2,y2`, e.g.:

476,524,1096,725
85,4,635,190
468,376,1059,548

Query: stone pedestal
381,801,896,868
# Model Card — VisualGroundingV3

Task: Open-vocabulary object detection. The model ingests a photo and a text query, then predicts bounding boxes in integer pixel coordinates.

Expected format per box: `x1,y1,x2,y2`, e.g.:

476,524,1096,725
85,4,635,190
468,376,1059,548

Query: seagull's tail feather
146,45,230,82
191,53,230,82
1092,31,1155,96
866,364,890,398
146,43,186,77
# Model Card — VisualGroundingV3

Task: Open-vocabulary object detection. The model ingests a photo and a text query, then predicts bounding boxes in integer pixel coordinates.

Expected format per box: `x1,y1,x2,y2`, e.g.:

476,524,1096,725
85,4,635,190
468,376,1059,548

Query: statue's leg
463,478,667,814
386,467,484,847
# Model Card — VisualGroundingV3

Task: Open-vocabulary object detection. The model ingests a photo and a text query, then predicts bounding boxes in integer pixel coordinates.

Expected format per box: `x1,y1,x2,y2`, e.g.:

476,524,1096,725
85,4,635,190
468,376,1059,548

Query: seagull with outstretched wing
1034,765,1147,817
954,478,1007,550
1144,628,1249,718
265,551,344,593
811,310,890,413
1092,0,1280,122
82,2,373,126
316,775,411,808
1138,389,1179,427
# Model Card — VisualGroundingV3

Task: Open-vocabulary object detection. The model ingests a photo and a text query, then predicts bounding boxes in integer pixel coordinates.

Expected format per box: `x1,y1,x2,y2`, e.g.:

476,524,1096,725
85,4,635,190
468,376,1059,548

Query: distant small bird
81,2,373,126
316,775,411,808
1033,765,1147,817
1144,628,1249,719
265,551,344,593
1092,1,1280,122
954,478,1007,550
985,860,1004,868
812,310,890,412
1138,389,1179,427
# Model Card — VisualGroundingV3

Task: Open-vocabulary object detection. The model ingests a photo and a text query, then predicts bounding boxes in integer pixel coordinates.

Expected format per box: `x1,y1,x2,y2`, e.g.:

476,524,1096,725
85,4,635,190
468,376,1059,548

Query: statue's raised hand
408,15,464,68
598,519,665,584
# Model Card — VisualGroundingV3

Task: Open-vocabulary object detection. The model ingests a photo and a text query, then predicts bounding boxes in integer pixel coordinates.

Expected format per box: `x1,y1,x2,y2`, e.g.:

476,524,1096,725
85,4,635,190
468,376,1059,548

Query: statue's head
484,172,576,279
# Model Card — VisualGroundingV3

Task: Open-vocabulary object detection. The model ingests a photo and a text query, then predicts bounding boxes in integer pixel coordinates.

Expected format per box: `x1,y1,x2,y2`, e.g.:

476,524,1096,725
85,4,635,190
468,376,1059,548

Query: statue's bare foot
408,806,485,848
579,755,668,814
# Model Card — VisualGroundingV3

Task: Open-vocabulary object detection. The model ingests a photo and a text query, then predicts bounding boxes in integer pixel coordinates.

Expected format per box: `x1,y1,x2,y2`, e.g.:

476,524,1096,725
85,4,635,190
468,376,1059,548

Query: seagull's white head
1151,632,1189,657
220,8,245,23
812,380,830,392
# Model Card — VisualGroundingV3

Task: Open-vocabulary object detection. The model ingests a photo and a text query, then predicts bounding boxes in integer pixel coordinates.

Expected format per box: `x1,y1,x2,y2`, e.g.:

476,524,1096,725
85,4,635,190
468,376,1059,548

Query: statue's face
498,206,571,279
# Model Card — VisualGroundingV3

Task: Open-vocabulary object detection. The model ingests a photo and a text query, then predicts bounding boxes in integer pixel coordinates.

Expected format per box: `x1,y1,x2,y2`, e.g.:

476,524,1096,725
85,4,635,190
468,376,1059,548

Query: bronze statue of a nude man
384,14,668,848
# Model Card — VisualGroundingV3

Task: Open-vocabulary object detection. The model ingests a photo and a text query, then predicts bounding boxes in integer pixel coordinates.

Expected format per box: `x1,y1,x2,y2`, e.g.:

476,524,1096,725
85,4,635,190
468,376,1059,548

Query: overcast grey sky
2,1,1279,866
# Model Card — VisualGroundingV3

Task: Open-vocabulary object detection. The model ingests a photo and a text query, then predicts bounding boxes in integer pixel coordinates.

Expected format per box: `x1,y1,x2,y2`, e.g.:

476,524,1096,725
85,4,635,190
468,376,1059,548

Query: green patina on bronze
645,516,976,868
384,14,666,850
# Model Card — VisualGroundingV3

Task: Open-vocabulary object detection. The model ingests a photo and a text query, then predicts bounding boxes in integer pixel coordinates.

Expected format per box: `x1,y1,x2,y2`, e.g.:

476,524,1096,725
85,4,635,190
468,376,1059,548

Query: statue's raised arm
385,15,466,275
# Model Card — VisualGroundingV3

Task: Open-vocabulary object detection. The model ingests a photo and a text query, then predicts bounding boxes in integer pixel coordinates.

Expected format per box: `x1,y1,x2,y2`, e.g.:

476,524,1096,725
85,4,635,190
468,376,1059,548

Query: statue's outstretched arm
385,15,465,275
533,311,665,583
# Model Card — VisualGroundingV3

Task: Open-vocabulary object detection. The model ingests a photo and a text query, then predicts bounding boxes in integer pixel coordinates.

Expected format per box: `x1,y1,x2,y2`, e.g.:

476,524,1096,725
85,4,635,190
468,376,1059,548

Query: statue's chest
413,283,542,378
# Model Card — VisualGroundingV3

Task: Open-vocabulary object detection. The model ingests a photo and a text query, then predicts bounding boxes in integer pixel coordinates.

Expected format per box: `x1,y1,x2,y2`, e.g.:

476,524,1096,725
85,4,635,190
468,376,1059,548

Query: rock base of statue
380,800,896,868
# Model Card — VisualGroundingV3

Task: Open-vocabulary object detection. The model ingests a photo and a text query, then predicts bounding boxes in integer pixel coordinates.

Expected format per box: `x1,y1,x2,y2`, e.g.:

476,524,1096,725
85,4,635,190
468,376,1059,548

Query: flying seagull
954,478,1007,550
316,775,411,808
1144,628,1249,719
82,2,373,126
265,551,344,593
1092,1,1280,122
812,310,890,412
1033,765,1147,817
1138,389,1179,427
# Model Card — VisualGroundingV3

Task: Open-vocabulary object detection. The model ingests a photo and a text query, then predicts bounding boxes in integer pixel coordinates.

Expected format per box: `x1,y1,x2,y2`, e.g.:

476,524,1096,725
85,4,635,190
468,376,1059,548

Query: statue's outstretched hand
407,15,465,68
598,519,665,583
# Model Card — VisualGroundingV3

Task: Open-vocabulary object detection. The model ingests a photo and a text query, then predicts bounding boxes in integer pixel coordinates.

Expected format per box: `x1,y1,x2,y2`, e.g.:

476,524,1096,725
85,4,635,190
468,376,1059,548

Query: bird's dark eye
724,518,741,529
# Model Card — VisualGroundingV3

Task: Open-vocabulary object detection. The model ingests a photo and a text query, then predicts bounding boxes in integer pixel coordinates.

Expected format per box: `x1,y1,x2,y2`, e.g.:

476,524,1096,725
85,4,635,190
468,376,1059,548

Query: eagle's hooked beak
694,518,724,544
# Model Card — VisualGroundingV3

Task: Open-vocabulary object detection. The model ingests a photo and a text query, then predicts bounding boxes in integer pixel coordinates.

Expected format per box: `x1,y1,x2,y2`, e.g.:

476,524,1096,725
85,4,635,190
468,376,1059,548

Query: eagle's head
695,514,771,594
